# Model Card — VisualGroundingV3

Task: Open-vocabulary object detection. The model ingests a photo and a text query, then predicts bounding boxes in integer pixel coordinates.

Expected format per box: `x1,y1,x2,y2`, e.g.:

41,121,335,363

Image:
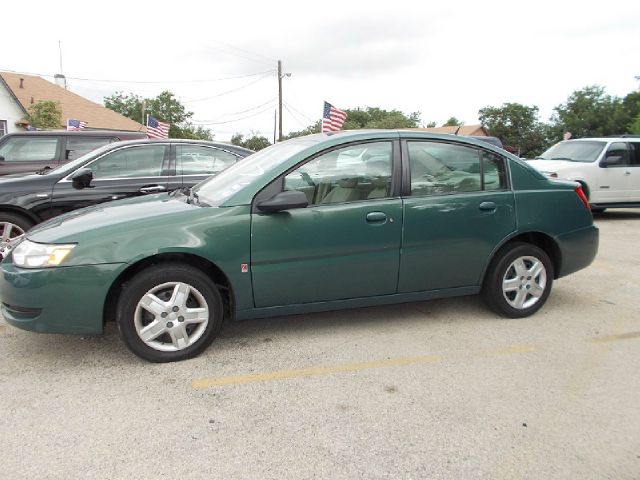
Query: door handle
624,171,631,176
139,185,166,194
366,211,387,223
479,201,496,212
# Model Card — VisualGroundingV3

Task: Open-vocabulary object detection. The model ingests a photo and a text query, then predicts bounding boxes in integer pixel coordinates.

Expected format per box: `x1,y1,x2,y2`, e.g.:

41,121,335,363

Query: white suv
527,136,640,212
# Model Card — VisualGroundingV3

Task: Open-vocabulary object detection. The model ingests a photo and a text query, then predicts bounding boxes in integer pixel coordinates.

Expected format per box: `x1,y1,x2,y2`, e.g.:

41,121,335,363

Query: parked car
0,130,149,176
526,136,640,212
0,139,253,258
0,131,598,362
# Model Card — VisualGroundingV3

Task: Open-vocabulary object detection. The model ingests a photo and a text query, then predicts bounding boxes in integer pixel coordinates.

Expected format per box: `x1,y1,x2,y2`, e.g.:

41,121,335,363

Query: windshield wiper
551,156,575,161
35,166,52,175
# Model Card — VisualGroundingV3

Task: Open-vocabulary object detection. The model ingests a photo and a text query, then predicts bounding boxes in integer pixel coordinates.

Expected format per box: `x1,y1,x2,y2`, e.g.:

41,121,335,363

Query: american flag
66,119,87,131
146,115,170,139
321,101,347,133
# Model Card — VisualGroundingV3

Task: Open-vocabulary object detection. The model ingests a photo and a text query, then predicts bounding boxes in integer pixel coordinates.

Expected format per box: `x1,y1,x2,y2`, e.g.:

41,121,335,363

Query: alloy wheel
134,281,210,352
501,255,547,310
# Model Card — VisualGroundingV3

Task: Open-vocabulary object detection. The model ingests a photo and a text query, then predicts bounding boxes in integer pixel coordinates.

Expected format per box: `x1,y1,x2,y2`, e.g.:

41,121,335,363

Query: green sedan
0,131,598,362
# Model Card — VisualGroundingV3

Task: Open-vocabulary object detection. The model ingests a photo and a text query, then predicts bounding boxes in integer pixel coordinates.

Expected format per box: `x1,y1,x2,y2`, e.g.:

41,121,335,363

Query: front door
398,140,516,292
49,143,171,217
251,141,402,307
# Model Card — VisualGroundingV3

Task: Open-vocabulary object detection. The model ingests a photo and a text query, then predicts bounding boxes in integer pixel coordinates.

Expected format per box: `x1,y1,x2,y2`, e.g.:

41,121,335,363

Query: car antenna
454,126,461,135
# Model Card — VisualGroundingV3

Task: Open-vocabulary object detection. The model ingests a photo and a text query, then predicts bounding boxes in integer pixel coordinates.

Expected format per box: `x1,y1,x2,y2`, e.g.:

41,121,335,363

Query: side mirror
600,155,623,167
0,155,4,161
257,190,308,213
70,168,94,189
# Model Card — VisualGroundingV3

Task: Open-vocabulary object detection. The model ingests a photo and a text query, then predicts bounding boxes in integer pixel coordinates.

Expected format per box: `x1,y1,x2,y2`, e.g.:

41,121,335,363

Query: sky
2,0,639,141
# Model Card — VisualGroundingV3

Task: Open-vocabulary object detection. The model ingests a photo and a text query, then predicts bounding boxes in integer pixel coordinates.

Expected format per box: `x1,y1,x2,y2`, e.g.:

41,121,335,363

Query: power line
0,68,275,85
193,98,278,122
192,103,276,125
283,100,317,124
283,103,311,129
182,73,273,103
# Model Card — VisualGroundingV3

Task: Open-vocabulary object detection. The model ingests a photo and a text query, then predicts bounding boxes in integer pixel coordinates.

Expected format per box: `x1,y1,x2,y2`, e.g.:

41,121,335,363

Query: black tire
590,207,606,213
481,242,554,318
0,212,35,258
116,263,224,362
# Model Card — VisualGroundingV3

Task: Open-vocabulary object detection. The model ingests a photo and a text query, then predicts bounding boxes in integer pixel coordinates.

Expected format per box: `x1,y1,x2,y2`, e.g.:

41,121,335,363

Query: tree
103,90,212,139
442,117,463,127
27,100,62,130
284,121,321,140
343,107,421,129
549,85,627,139
231,133,271,151
621,91,640,132
104,92,145,123
479,103,548,158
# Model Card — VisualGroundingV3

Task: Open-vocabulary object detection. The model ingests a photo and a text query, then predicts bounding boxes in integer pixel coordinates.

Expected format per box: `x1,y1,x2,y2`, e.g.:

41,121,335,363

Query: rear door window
65,137,114,161
176,145,240,176
0,136,60,162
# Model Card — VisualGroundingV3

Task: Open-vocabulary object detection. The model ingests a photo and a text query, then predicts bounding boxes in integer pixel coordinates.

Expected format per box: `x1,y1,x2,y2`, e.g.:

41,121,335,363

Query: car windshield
194,140,312,205
536,141,606,163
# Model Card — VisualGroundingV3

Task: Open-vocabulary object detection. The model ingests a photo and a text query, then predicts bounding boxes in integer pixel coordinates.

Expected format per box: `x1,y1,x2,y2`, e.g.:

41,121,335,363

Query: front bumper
0,261,125,334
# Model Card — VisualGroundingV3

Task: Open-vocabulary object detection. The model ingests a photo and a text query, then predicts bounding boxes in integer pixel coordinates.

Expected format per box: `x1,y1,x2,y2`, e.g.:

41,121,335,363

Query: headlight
540,171,559,178
12,240,76,268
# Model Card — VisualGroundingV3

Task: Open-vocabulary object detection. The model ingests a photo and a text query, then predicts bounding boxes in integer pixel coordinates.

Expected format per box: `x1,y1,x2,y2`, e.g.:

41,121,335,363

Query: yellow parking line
192,354,443,389
591,331,640,343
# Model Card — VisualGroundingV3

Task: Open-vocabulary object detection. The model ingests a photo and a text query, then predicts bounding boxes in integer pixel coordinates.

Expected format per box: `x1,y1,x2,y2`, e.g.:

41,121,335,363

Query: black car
0,139,253,258
0,130,149,176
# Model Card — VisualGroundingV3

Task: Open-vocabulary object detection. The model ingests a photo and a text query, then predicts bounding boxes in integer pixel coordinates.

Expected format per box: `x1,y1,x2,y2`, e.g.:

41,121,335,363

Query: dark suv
0,130,148,176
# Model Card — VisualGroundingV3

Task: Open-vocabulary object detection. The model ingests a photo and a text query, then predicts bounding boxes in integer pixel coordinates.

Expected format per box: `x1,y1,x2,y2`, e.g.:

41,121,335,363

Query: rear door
398,140,516,292
49,143,171,216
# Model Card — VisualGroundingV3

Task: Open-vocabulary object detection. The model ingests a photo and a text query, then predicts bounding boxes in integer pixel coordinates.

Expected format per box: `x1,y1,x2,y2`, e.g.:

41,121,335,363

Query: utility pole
277,60,283,142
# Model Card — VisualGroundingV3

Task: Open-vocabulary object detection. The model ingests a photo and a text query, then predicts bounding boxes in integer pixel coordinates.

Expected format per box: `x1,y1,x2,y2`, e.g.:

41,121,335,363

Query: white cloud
2,0,639,140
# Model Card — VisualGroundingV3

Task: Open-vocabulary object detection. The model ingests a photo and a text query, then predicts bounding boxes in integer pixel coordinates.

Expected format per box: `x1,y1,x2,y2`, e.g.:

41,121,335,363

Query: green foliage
231,133,271,151
425,121,437,128
621,91,640,132
104,92,145,123
443,117,463,127
549,85,627,139
104,90,206,139
27,100,62,129
479,103,549,157
630,114,640,134
177,124,214,141
284,121,321,139
343,107,421,129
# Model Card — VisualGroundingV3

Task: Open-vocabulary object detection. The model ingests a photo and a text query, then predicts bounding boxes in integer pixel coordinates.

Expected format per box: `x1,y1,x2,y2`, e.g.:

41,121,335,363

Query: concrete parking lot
1,210,639,479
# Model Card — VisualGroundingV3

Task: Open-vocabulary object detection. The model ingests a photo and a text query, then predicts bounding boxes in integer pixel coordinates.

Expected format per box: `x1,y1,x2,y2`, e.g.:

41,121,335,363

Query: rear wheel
481,242,553,318
0,213,34,259
116,263,224,362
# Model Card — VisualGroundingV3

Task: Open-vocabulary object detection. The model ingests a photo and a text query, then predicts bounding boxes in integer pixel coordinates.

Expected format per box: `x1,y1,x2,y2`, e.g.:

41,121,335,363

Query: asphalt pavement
1,210,639,479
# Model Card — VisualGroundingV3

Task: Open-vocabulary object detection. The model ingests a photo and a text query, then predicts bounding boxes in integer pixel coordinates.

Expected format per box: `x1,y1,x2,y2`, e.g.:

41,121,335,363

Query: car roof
568,136,640,142
3,130,146,138
107,138,254,155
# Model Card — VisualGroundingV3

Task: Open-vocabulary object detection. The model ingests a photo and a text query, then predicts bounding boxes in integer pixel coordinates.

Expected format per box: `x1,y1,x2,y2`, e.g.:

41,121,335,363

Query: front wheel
481,242,553,318
116,263,224,362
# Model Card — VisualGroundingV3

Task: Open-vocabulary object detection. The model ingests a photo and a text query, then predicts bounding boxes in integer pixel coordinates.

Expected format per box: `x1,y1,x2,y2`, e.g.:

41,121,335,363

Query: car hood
0,171,57,196
28,194,199,244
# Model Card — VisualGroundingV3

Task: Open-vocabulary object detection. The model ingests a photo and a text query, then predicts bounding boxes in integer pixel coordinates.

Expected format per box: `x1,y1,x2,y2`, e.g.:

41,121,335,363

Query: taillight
575,185,590,211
